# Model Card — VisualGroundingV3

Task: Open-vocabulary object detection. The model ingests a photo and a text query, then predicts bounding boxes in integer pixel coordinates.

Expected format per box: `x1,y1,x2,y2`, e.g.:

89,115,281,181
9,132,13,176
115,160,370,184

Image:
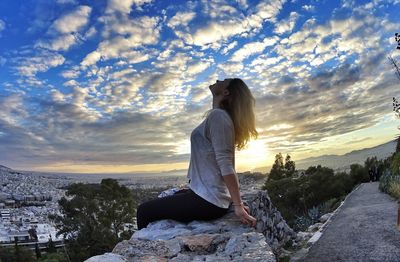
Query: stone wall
244,190,297,252
85,190,296,261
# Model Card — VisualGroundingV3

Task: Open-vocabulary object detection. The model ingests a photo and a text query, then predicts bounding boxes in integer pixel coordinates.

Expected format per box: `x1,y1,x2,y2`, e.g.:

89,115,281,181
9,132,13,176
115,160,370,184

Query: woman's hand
234,203,257,228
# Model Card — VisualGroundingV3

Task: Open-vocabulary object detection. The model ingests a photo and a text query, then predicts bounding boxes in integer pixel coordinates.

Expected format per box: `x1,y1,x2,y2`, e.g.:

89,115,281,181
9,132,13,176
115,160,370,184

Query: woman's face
209,78,233,97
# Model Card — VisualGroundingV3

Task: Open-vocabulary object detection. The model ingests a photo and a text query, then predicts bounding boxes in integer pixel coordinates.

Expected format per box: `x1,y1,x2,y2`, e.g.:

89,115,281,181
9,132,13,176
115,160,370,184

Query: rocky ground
85,190,297,262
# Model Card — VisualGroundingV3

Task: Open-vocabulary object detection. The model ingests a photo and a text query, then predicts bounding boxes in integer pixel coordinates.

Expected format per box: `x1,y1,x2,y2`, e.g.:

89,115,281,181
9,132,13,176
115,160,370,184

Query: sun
236,139,269,172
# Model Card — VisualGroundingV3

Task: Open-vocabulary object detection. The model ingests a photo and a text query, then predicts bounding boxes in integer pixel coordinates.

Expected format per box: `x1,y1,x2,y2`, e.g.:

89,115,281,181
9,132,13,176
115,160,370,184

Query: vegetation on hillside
49,178,137,262
262,153,387,231
381,32,400,200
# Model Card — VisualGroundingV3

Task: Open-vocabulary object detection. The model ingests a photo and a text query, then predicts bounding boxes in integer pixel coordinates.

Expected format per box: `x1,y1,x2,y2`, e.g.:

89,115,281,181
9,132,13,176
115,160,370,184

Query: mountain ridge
253,139,396,173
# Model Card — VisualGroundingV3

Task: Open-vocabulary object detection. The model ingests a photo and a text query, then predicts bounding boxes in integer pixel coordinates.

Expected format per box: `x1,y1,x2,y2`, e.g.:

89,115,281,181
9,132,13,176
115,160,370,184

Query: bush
389,181,400,199
0,246,35,262
39,252,68,262
379,170,392,192
263,165,356,229
379,169,400,198
349,164,369,184
293,215,313,232
391,152,400,176
49,179,137,261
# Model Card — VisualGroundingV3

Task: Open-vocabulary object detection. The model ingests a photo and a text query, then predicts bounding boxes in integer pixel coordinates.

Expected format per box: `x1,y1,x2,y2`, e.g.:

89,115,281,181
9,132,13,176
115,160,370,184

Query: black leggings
136,188,229,230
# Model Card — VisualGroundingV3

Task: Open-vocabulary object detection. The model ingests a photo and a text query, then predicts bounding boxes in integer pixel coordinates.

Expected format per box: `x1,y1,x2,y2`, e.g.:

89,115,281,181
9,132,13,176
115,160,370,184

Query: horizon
0,0,399,174
2,137,395,175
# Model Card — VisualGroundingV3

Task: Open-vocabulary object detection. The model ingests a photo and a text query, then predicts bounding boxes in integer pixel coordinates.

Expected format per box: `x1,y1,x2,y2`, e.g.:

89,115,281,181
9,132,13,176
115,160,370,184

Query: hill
253,139,396,173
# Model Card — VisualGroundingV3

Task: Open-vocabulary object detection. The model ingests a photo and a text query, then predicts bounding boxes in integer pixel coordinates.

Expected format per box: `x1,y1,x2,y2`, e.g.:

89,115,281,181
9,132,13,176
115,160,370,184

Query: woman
136,78,258,230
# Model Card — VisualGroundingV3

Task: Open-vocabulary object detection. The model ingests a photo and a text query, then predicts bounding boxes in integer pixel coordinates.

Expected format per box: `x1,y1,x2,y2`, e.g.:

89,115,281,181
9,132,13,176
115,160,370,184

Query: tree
47,236,56,253
364,156,378,172
49,179,137,261
38,252,68,262
0,244,35,262
390,33,400,152
35,243,41,259
284,154,296,177
268,153,285,180
350,164,369,184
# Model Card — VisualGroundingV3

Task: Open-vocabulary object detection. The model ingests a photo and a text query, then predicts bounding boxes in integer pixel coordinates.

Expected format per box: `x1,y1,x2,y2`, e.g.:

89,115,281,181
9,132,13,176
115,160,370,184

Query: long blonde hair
205,78,258,150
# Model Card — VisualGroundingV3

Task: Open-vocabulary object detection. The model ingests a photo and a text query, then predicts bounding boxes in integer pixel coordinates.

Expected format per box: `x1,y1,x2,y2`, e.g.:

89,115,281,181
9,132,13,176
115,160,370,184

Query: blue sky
0,0,399,173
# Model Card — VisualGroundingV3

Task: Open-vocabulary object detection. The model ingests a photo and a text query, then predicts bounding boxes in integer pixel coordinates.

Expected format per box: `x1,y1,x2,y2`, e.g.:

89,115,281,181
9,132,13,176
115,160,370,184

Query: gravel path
303,182,400,262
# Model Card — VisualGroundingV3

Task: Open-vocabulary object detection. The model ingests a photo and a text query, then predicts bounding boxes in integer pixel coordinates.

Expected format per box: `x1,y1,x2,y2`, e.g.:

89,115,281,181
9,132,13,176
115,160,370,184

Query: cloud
35,5,92,51
1,0,399,171
0,19,5,33
180,0,285,47
37,34,78,51
230,36,278,62
0,56,6,66
13,49,65,77
81,15,161,67
236,0,249,10
60,67,80,78
106,0,153,14
301,5,315,11
241,3,399,153
52,5,91,34
221,41,238,55
167,11,196,29
274,11,299,35
56,0,77,4
63,79,79,87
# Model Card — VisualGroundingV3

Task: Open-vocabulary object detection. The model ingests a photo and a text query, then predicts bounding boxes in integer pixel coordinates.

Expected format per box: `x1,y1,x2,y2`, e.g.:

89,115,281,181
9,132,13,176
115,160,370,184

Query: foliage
349,164,369,184
238,172,267,181
307,206,321,224
379,170,400,200
268,153,297,181
38,252,69,262
293,215,313,232
0,245,36,262
263,162,359,230
268,153,285,180
284,155,296,177
364,156,378,173
379,170,394,193
49,178,137,261
389,181,400,199
47,237,56,253
390,152,400,176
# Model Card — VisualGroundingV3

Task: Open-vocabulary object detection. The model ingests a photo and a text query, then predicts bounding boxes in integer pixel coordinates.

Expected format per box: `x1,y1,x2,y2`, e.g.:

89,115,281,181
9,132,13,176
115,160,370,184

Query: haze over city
0,0,399,174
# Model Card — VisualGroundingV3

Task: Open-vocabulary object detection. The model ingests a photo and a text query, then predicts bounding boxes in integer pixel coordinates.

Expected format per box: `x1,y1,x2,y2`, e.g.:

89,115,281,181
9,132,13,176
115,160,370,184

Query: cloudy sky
0,0,399,174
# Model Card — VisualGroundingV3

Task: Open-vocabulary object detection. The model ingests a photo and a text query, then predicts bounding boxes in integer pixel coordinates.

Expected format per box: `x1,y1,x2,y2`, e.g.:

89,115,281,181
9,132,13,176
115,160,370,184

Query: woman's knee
136,202,151,229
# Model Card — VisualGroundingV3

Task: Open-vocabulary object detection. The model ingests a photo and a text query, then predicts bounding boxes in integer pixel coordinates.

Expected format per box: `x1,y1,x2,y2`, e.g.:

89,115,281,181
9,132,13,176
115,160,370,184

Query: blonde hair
205,78,258,150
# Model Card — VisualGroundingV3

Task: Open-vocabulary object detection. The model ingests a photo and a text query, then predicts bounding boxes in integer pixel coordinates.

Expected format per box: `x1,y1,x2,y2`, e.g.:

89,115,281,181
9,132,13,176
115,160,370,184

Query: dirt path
303,182,400,262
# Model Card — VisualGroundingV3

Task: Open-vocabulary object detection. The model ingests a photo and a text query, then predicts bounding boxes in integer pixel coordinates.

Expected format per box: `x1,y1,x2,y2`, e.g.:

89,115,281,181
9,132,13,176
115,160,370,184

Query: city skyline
0,0,399,174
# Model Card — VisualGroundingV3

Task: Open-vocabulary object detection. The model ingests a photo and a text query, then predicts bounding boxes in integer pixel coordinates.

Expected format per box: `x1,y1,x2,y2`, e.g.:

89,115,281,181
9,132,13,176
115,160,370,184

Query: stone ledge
85,190,296,262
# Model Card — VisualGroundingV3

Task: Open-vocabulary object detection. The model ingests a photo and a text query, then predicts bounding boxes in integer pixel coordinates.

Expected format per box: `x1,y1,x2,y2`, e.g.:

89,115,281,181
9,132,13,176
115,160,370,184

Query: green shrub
391,152,400,176
307,206,321,224
379,171,392,193
349,164,369,184
263,165,356,229
388,180,400,200
293,215,313,232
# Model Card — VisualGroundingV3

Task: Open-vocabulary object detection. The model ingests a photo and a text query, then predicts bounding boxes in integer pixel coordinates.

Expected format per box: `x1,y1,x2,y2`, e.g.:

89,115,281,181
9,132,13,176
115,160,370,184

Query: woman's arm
222,173,257,228
221,173,242,205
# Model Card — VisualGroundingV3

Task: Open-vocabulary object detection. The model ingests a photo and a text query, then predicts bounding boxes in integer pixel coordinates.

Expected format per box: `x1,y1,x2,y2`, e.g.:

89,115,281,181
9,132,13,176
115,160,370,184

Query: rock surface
85,190,296,262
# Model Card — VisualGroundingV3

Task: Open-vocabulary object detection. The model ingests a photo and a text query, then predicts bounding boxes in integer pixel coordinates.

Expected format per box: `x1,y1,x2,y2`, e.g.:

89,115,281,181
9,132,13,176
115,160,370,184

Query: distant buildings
0,168,67,247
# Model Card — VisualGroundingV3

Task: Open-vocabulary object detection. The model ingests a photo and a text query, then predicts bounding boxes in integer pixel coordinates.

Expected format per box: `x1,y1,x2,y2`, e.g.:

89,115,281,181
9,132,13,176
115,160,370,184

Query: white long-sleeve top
187,108,236,208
